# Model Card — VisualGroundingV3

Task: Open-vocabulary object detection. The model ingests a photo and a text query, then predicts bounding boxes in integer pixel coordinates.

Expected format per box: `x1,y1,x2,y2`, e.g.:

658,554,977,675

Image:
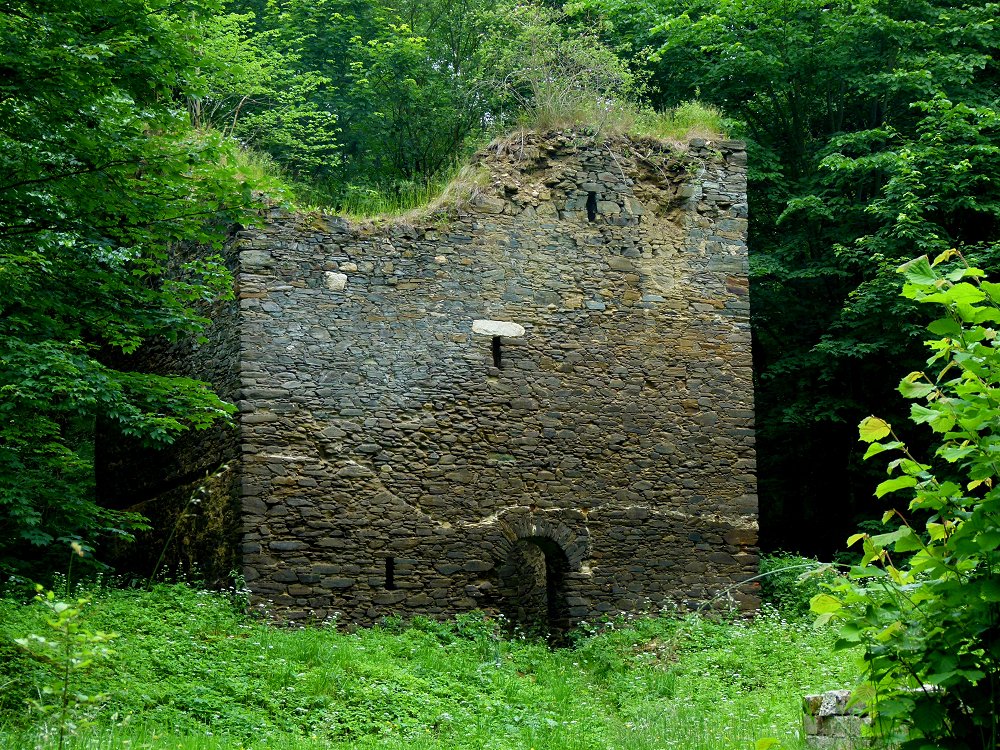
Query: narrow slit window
384,556,396,590
586,191,598,222
491,336,502,368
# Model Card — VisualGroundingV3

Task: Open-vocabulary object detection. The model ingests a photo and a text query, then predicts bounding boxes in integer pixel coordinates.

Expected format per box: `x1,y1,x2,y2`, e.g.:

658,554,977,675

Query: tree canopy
0,0,257,572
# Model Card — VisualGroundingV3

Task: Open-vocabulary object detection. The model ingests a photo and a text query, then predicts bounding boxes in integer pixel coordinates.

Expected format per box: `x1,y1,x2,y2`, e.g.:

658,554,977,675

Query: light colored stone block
325,271,348,291
472,319,525,337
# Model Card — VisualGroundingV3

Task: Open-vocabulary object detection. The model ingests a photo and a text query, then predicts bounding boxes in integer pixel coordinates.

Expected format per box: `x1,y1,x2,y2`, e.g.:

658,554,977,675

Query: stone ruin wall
230,131,758,624
98,249,243,582
803,690,872,749
102,130,758,625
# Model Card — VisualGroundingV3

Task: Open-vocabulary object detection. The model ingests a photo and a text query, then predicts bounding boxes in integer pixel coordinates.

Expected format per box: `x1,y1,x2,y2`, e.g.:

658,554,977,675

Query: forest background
1,0,998,575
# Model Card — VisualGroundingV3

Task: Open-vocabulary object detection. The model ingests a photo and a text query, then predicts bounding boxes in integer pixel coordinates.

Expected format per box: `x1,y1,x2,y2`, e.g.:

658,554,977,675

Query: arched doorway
496,535,571,638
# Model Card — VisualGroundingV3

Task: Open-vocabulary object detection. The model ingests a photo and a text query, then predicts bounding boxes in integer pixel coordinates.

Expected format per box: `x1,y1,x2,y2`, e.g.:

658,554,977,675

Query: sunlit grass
336,163,491,222
0,584,856,750
630,101,733,143
513,99,731,144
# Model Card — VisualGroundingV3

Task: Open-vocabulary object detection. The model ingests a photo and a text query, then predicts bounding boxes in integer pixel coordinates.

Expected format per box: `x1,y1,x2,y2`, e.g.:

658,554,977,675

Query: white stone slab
472,319,525,337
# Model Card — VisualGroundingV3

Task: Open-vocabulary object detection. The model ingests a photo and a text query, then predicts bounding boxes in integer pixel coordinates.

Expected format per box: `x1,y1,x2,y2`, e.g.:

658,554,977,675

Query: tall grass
335,163,490,222
0,584,858,750
230,151,491,222
630,101,733,143
516,100,732,144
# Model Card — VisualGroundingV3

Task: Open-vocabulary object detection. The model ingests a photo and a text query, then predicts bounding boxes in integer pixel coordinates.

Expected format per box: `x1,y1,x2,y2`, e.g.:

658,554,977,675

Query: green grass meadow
0,579,857,750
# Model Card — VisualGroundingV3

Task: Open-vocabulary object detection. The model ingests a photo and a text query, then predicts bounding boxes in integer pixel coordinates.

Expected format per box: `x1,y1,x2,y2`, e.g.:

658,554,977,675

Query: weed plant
1,583,859,750
757,553,842,619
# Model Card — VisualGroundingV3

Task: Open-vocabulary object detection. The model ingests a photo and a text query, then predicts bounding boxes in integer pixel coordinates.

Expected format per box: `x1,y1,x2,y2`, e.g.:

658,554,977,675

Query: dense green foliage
757,553,839,620
220,0,649,204
1,583,857,749
186,10,340,178
817,254,1000,749
0,0,265,574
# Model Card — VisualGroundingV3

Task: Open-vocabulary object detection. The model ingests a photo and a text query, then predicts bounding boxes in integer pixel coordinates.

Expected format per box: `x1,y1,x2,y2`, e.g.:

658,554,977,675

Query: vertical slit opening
491,336,502,368
586,191,598,222
385,556,396,590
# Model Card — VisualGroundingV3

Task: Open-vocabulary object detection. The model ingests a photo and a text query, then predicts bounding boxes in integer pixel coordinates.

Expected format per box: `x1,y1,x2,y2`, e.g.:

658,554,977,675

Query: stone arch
495,512,591,570
493,512,590,638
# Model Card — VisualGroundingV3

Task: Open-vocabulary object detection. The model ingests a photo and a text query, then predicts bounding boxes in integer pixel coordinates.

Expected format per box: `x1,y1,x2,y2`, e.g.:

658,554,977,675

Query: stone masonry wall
232,130,758,624
803,690,872,749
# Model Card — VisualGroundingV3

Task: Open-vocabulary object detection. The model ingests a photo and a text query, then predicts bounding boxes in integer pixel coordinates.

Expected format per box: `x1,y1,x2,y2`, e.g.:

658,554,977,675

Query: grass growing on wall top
630,102,732,144
1,582,857,750
521,101,731,145
239,100,732,222
335,163,493,223
329,103,730,222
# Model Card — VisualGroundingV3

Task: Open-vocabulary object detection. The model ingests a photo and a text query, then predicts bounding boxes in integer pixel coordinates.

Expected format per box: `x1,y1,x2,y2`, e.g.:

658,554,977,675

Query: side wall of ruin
97,247,243,582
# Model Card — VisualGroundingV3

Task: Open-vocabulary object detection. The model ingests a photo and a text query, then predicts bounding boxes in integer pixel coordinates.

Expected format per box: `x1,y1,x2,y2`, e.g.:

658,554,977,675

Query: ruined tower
103,131,759,627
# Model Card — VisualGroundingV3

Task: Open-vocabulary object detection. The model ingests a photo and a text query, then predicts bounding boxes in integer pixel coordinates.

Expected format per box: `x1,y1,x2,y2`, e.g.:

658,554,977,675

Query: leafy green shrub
758,552,839,618
0,0,257,575
816,252,1000,749
484,3,640,133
